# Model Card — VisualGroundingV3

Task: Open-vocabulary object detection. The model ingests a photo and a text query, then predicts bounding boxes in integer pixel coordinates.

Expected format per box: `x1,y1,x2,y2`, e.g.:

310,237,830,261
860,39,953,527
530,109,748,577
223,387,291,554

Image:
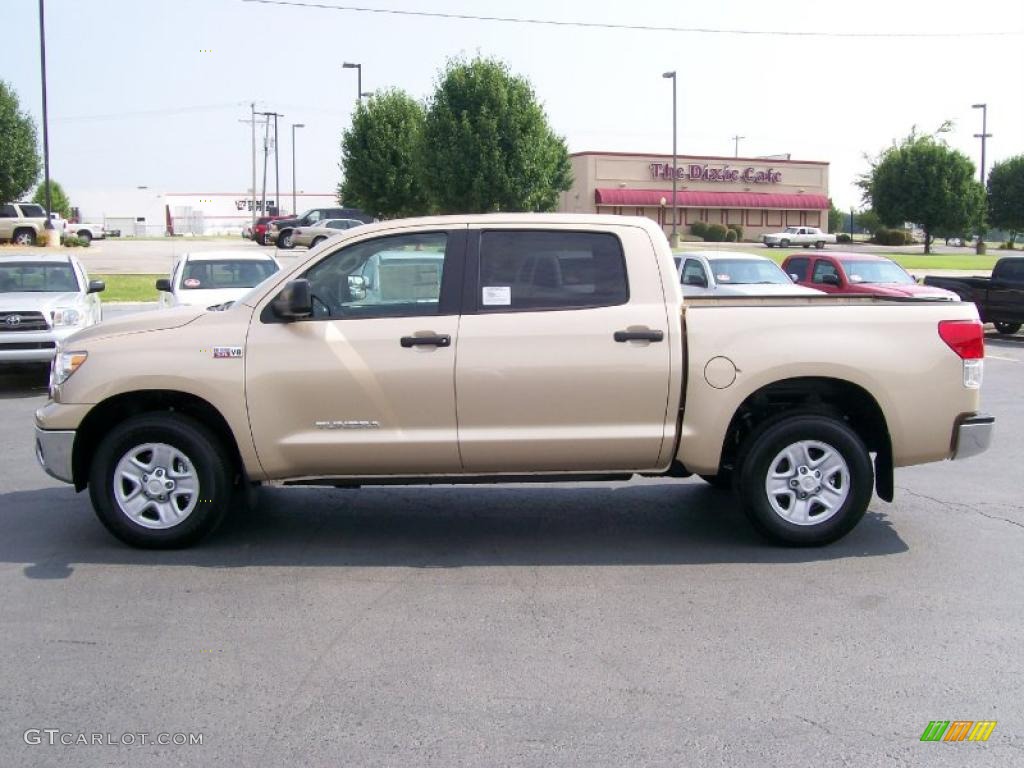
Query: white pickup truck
762,226,836,249
34,214,992,549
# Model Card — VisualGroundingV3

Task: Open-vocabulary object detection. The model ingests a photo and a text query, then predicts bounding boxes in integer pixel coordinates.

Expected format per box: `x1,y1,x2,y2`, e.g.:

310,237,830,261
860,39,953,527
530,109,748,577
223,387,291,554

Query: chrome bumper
35,426,75,484
952,413,994,460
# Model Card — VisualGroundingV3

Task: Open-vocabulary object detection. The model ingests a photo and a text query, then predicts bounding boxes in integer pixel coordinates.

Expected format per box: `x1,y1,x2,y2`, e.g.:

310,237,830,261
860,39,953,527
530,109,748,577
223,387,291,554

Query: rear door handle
400,334,451,348
614,329,664,343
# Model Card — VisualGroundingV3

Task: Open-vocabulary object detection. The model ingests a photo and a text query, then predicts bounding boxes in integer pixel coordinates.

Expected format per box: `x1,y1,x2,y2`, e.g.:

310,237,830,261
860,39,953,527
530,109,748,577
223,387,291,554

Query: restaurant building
559,151,830,242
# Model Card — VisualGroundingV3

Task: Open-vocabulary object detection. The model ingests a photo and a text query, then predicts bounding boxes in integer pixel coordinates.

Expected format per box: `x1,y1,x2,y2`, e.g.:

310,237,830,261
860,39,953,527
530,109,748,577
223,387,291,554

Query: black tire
311,236,325,247
802,243,811,248
737,414,873,546
13,229,36,246
77,230,92,243
994,321,1021,335
259,234,269,246
699,471,733,490
88,413,234,548
278,230,295,249
780,239,790,248
814,241,825,249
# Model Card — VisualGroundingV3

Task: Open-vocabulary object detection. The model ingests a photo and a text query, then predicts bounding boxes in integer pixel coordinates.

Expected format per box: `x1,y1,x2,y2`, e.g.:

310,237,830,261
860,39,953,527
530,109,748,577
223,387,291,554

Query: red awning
595,188,829,210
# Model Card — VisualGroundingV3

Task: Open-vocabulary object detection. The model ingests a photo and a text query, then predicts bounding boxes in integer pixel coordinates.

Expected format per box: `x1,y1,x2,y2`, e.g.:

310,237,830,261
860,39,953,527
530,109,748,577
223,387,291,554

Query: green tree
855,209,883,234
422,56,571,213
827,200,843,233
32,179,72,219
0,81,41,202
338,89,429,218
860,127,985,253
987,155,1024,245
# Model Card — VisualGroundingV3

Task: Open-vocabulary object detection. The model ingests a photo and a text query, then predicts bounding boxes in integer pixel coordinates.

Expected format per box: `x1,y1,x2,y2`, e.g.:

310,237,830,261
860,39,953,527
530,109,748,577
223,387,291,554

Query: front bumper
35,426,75,484
951,413,994,460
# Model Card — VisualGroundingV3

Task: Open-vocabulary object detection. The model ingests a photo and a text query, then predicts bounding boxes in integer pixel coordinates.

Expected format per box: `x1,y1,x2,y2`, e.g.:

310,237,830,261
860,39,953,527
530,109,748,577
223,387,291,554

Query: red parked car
252,215,285,246
781,252,957,299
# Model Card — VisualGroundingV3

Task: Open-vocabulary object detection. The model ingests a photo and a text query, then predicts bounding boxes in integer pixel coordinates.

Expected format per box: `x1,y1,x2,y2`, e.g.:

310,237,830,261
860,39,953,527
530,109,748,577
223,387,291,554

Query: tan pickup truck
34,214,993,549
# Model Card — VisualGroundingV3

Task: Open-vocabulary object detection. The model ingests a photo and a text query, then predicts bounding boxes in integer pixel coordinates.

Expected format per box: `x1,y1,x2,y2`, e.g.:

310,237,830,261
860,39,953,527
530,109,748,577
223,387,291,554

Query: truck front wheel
737,414,873,546
814,241,825,249
88,414,233,548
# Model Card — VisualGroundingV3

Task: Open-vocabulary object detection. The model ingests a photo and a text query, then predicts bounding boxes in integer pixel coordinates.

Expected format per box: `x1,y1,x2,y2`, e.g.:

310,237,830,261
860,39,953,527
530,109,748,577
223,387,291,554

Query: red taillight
938,319,984,359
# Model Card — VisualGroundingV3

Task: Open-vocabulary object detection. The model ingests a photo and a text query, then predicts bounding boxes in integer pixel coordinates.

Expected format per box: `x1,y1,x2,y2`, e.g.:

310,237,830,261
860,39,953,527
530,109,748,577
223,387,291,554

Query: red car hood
852,282,956,299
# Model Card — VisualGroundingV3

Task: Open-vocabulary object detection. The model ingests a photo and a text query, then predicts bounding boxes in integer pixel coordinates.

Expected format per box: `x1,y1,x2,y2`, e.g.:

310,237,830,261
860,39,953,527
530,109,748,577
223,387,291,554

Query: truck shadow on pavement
0,366,49,398
1,484,907,579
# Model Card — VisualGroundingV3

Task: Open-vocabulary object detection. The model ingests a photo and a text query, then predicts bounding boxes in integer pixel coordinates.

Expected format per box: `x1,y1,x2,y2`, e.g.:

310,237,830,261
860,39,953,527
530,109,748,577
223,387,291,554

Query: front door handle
400,334,451,348
614,329,664,343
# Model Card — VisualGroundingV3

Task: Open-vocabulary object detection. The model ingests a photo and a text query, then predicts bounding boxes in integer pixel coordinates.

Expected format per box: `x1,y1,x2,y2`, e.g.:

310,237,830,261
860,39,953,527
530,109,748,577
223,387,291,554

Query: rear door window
477,230,628,312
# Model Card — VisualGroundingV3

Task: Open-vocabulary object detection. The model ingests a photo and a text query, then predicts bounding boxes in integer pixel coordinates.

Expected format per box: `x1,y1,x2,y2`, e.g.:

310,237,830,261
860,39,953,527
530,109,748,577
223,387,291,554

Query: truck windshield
181,259,278,289
708,259,791,285
0,262,79,292
841,260,914,285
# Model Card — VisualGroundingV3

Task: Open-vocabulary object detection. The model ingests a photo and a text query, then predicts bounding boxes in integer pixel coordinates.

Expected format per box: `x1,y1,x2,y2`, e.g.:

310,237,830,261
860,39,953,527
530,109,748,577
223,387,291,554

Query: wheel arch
713,376,894,502
72,390,244,491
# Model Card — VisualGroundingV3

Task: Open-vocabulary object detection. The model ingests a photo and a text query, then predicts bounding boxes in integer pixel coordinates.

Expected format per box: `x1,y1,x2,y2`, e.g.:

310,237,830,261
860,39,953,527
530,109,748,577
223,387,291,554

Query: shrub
705,223,728,242
872,227,912,246
724,229,737,242
727,223,743,240
836,233,852,243
690,221,708,238
62,234,83,247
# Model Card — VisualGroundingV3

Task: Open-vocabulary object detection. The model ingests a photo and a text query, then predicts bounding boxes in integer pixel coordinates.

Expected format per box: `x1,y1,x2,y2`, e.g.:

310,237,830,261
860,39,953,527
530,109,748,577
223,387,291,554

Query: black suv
269,207,372,249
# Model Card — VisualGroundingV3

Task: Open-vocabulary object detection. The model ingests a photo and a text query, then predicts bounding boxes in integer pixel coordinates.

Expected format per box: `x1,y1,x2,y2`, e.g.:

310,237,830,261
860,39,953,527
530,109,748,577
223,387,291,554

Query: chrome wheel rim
764,440,849,526
14,233,32,245
113,442,200,529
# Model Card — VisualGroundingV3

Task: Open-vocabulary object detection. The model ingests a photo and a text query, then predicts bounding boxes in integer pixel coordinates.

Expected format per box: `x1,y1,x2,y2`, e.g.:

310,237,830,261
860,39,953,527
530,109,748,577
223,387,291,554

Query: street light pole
731,134,745,158
343,62,362,101
663,71,678,248
38,0,57,244
972,103,991,255
291,123,305,215
250,103,256,230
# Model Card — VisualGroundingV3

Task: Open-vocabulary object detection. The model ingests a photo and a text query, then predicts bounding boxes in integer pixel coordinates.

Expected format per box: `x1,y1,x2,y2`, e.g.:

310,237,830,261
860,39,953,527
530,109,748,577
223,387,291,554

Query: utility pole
731,134,745,158
662,71,678,248
260,116,270,220
291,123,305,215
971,103,991,255
38,0,57,244
239,107,262,229
250,103,256,229
256,110,284,215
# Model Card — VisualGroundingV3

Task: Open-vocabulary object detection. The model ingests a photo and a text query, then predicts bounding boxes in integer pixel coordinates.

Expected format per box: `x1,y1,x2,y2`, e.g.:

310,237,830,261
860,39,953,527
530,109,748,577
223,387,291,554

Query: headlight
51,307,84,326
51,349,88,388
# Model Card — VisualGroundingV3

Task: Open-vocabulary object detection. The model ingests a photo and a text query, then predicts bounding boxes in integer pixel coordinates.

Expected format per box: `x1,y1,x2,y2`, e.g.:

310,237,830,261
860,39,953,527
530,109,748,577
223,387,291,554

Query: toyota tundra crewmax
34,214,993,548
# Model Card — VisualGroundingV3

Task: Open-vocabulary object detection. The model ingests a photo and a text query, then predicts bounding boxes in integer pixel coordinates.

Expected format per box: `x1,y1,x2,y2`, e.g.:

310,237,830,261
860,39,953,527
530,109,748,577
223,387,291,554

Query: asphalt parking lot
0,330,1021,766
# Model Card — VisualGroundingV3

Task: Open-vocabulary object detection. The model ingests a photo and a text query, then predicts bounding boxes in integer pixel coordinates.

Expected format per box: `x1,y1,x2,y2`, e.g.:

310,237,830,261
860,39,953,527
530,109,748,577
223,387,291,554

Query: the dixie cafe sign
650,162,782,184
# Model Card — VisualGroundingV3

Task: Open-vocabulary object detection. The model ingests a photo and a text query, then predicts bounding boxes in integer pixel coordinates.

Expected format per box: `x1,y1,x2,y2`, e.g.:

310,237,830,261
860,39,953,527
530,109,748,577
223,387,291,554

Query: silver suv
0,202,49,246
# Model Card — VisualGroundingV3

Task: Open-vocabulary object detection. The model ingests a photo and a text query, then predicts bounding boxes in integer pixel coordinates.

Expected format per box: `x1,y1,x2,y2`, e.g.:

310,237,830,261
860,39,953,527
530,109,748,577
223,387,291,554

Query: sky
2,0,1023,211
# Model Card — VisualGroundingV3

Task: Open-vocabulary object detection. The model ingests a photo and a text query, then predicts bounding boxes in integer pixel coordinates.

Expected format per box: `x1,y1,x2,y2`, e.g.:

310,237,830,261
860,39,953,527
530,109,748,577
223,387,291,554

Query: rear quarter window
477,230,629,312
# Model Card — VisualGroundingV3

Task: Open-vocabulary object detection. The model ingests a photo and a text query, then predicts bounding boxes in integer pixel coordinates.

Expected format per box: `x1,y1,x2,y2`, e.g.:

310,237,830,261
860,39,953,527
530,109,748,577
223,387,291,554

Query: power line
239,0,1022,38
53,101,251,123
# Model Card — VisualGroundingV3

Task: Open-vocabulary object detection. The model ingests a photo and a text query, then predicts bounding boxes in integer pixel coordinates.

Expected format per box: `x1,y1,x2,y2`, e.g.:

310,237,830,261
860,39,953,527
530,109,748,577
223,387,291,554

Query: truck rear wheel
994,321,1021,335
737,414,873,546
77,230,92,243
780,239,790,248
88,413,233,548
814,241,825,249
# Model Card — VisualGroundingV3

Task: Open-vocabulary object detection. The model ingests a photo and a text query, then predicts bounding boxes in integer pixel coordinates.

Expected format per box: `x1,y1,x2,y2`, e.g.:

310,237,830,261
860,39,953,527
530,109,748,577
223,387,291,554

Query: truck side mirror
271,279,313,320
789,273,800,282
87,279,106,294
155,278,172,292
347,275,367,300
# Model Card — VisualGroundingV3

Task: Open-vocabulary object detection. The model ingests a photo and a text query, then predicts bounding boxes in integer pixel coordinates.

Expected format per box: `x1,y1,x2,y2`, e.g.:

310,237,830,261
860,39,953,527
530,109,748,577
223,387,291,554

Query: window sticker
482,286,511,306
183,278,201,288
716,274,731,282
